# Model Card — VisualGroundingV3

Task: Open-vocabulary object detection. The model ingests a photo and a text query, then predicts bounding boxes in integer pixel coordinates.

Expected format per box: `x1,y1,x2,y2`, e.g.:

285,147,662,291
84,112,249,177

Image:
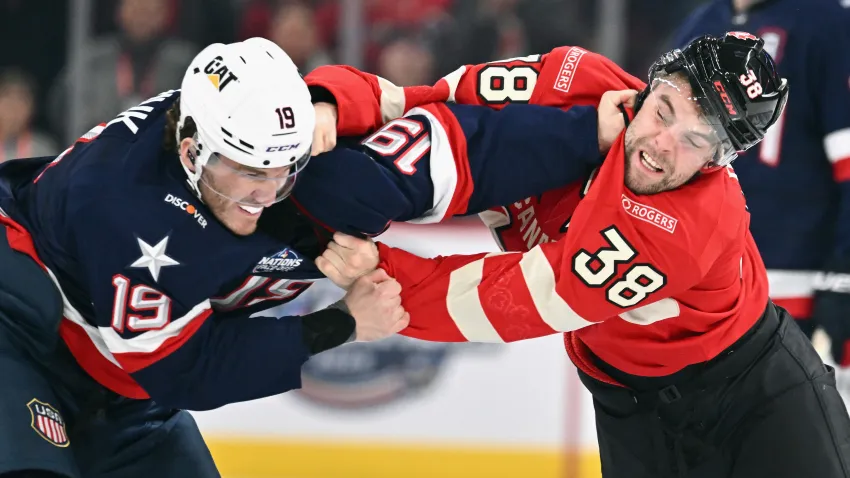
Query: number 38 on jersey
571,226,667,308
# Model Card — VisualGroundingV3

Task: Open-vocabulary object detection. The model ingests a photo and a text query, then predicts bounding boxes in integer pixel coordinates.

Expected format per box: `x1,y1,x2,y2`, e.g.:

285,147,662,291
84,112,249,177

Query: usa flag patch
27,399,69,447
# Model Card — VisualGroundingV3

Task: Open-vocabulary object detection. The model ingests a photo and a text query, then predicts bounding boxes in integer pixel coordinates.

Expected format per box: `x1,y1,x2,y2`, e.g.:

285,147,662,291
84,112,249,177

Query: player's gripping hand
316,232,379,289
813,264,850,366
343,269,410,342
597,89,639,154
311,102,338,156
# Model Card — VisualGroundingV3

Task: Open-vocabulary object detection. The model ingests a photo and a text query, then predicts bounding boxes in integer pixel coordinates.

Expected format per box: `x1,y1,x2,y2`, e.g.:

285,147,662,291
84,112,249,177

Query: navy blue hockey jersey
292,101,602,237
0,90,601,410
673,0,850,318
0,90,331,410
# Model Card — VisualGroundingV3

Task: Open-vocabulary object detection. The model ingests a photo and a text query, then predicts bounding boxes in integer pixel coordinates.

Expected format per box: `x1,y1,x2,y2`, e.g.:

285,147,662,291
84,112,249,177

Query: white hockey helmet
178,37,315,206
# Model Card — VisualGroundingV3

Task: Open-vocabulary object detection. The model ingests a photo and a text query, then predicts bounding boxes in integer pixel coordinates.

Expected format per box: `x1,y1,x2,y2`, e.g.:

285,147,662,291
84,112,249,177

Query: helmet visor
199,147,311,207
647,73,738,169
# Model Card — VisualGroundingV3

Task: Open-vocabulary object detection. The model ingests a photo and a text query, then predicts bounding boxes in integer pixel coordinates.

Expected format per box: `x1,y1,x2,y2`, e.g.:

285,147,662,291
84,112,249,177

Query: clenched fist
597,89,639,154
316,232,379,289
343,269,410,342
311,102,338,156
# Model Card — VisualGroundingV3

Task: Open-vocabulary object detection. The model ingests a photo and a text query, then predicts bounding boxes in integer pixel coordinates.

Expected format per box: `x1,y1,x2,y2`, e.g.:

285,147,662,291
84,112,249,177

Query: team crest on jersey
253,248,304,273
27,399,69,447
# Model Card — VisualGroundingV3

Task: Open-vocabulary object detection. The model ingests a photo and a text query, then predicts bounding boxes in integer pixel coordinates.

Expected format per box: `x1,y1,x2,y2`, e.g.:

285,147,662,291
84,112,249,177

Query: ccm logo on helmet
712,80,739,117
266,144,301,153
164,193,208,228
203,56,239,92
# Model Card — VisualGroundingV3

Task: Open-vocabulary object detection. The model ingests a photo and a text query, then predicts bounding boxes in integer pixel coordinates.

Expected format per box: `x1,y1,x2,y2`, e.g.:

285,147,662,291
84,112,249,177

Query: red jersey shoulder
579,140,748,274
536,46,646,107
653,168,743,232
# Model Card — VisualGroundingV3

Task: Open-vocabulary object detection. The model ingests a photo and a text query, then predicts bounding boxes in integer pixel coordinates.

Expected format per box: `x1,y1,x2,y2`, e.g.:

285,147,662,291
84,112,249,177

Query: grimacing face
179,139,290,236
624,74,722,195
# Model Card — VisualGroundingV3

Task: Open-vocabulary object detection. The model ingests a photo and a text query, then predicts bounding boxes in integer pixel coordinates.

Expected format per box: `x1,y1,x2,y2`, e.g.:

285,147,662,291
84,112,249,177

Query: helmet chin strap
633,84,651,115
175,121,208,203
183,149,205,202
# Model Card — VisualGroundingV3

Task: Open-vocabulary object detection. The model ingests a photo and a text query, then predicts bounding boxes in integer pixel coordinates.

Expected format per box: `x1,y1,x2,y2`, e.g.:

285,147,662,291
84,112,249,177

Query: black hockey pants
579,301,850,478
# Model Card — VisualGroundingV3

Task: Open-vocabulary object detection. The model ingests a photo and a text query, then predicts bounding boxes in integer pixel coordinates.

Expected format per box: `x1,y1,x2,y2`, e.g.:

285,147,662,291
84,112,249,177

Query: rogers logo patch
553,47,587,93
621,195,678,234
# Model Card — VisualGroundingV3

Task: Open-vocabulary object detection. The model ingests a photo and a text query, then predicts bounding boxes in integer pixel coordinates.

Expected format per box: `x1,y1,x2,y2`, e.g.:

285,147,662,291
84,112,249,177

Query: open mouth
238,205,264,216
639,150,664,174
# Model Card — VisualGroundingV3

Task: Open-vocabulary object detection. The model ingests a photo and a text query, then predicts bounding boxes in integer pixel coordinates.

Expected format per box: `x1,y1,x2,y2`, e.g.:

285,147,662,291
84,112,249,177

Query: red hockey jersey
306,46,771,378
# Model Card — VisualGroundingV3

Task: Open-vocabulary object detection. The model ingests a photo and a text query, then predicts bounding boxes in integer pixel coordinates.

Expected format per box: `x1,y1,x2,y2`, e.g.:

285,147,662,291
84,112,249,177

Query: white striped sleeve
402,106,460,225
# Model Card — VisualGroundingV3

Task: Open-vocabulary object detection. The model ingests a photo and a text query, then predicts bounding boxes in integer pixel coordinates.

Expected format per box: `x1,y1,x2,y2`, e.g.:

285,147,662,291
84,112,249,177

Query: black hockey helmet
635,31,789,167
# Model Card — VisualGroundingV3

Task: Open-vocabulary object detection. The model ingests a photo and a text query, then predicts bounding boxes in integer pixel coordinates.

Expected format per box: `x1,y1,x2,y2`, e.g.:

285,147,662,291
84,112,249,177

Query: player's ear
178,137,198,173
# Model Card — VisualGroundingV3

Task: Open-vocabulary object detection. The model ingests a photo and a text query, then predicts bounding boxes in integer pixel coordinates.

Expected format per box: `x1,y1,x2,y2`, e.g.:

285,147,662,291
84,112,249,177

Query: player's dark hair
163,99,197,153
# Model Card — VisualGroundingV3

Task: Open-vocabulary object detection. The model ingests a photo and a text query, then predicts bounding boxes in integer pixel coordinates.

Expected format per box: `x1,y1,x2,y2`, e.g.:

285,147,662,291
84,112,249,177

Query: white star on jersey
130,236,180,282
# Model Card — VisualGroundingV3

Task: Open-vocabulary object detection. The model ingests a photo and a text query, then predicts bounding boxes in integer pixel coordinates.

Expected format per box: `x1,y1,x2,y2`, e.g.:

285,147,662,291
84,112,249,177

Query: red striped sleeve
379,241,600,344
305,65,450,136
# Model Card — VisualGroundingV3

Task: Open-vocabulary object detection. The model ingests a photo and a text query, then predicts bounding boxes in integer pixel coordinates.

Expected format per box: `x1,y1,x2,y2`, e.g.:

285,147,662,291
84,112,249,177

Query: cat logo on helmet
203,55,239,91
727,31,759,41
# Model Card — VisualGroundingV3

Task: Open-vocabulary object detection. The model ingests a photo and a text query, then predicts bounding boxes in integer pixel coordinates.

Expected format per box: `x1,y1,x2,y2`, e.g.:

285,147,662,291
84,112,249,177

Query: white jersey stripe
441,65,469,103
43,267,122,367
100,300,211,355
519,247,595,332
403,107,460,225
767,269,816,298
825,128,850,163
446,253,507,343
377,76,406,122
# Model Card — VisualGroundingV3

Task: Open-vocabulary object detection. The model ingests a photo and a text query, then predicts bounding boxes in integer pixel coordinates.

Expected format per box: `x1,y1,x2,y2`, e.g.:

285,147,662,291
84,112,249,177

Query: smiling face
624,73,723,195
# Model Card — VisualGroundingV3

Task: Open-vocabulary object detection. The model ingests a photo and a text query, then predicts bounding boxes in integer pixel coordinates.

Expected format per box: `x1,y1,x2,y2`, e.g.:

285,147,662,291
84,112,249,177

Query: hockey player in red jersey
304,34,850,477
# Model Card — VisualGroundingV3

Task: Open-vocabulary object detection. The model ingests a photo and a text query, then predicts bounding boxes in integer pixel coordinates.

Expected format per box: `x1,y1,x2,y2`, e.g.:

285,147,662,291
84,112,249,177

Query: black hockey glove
812,259,850,366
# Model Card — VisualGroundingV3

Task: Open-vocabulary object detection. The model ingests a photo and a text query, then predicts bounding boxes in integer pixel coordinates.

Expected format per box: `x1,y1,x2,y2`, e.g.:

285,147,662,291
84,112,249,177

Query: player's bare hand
311,102,338,156
315,232,379,289
597,89,639,154
343,269,410,342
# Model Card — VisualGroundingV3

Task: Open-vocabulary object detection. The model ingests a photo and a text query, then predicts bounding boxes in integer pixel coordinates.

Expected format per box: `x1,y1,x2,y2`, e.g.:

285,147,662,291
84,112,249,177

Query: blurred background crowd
0,0,706,161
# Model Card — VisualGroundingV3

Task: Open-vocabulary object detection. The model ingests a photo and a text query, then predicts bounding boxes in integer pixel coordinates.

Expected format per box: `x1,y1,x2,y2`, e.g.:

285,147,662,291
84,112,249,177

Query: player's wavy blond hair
163,100,197,153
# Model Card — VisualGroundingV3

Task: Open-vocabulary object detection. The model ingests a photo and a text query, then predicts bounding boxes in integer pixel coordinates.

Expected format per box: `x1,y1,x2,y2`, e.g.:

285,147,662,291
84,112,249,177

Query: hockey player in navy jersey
0,37,415,478
671,0,850,372
0,34,621,476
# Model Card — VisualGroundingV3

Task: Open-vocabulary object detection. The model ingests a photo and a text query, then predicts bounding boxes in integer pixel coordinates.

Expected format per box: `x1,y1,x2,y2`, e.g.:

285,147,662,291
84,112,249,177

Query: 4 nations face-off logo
253,248,304,274
27,399,69,447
